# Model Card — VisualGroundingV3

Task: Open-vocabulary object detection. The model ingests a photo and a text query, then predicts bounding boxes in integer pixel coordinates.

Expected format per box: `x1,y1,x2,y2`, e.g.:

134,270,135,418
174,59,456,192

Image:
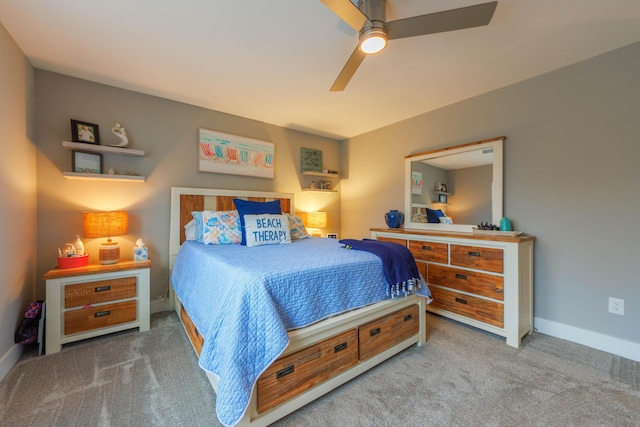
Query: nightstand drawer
428,264,504,301
430,287,503,328
450,244,503,273
257,329,358,413
358,304,419,361
64,277,137,308
64,300,137,335
409,240,448,263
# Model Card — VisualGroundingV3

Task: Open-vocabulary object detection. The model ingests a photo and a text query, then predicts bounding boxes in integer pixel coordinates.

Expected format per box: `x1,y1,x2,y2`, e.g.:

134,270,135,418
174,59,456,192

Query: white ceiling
2,0,640,140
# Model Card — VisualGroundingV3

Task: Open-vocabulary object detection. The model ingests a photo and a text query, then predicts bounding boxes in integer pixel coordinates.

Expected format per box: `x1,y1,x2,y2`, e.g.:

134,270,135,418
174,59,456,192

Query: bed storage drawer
430,287,503,328
257,329,358,413
180,303,204,356
450,244,503,273
427,264,504,301
64,300,137,335
409,240,448,263
358,304,420,361
64,277,137,308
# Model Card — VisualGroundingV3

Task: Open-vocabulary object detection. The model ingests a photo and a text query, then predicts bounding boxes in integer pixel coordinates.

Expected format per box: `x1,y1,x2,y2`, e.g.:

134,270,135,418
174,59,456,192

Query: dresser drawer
64,300,137,335
257,329,358,413
409,240,448,263
429,287,503,328
427,264,504,301
64,277,137,308
359,304,420,361
450,245,503,273
376,236,407,247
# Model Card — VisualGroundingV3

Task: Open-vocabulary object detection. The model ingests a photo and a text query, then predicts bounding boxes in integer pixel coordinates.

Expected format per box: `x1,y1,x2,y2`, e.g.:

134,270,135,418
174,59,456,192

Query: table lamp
83,211,129,264
305,211,327,237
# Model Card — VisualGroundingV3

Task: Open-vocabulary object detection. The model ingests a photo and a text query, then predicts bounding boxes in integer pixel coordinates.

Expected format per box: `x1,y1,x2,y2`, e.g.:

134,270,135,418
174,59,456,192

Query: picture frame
327,233,338,239
440,183,448,193
70,119,100,144
198,128,275,178
411,171,422,195
301,147,322,173
72,150,102,174
439,194,448,204
320,181,332,190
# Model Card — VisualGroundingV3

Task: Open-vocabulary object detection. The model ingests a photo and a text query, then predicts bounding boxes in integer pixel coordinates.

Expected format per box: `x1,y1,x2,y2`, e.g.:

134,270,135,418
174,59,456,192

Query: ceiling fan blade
321,0,370,33
387,1,497,40
330,46,367,92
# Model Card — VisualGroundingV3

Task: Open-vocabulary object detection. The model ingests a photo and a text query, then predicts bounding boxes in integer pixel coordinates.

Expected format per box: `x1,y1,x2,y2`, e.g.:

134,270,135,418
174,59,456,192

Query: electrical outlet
608,297,624,316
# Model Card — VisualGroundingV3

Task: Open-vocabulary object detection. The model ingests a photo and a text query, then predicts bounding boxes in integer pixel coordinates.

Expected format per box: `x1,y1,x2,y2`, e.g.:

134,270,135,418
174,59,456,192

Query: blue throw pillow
426,208,445,223
233,199,282,245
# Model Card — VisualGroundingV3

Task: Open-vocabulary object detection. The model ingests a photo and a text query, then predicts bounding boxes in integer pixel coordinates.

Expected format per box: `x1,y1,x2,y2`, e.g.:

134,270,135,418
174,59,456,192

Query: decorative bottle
384,210,404,229
73,235,85,255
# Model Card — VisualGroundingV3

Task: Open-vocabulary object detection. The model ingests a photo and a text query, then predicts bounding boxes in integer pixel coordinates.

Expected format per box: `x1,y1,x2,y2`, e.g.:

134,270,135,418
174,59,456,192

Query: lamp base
99,242,120,264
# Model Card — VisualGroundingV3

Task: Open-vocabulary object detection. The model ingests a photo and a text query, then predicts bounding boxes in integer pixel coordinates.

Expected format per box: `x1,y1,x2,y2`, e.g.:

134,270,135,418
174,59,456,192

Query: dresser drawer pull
455,297,467,305
334,342,348,353
94,310,111,318
94,285,111,292
455,273,467,280
370,327,381,337
276,365,294,379
403,314,413,322
468,251,481,257
421,245,432,250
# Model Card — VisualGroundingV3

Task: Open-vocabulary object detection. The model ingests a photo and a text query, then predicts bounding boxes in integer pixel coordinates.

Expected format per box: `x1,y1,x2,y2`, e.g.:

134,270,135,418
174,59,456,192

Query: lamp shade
83,211,129,238
306,211,327,229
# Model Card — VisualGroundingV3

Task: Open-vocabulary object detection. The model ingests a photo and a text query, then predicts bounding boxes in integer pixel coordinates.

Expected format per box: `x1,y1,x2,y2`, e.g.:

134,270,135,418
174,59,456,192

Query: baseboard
534,317,640,362
0,343,25,383
150,297,170,314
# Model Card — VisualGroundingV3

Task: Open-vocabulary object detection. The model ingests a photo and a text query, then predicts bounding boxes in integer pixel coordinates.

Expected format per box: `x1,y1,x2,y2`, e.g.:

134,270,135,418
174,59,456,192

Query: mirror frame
404,136,504,232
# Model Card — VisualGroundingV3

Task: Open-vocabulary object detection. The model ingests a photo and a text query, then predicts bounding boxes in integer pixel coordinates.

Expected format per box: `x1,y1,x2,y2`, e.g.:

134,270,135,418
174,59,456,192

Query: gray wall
34,71,342,303
342,42,640,348
0,22,36,376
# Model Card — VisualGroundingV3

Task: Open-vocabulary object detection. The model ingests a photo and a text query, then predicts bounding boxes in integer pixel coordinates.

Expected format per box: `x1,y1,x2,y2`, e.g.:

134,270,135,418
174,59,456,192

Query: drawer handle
455,298,467,305
334,342,348,353
95,285,111,292
403,314,413,322
421,245,432,250
455,273,467,280
94,310,111,318
370,327,381,337
495,288,503,293
276,365,294,379
468,251,481,257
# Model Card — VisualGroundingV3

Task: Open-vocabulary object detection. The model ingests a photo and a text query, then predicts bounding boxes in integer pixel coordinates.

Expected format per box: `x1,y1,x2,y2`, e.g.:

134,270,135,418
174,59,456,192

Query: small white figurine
111,123,129,147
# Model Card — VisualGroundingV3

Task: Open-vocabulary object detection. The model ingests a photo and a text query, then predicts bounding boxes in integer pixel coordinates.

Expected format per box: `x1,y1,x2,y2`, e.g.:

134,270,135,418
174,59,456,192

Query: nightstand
44,260,151,354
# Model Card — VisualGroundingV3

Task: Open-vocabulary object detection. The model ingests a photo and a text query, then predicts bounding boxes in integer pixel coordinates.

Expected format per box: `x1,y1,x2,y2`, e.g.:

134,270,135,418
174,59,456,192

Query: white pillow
243,214,292,247
184,219,196,240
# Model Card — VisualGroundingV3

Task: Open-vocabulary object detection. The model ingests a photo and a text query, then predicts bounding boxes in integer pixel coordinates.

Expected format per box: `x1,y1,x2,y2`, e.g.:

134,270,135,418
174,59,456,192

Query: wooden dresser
371,228,535,348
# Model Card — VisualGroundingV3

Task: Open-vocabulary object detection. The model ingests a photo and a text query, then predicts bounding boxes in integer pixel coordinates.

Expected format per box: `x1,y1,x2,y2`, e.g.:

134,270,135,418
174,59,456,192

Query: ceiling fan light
359,26,387,54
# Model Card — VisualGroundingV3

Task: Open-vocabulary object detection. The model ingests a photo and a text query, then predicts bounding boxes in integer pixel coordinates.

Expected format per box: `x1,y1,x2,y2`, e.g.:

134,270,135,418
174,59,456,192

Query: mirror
404,137,504,232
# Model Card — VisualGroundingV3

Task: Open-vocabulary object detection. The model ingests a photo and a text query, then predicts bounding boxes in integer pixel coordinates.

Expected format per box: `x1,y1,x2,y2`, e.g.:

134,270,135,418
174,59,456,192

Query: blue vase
385,210,404,228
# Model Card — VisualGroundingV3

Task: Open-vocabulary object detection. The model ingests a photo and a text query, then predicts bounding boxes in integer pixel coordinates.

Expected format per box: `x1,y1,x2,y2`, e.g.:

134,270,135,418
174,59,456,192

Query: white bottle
74,235,85,256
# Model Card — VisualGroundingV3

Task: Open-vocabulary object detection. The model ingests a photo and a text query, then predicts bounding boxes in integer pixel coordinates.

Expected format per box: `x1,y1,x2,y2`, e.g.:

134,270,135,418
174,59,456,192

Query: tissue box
133,246,149,261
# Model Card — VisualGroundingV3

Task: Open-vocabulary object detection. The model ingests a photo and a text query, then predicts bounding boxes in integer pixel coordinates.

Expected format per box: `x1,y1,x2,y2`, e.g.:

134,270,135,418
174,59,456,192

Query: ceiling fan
321,0,498,91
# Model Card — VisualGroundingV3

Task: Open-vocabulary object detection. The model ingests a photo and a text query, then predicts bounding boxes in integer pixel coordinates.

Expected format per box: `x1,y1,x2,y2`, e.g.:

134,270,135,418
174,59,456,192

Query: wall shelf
62,172,145,182
62,141,144,156
302,188,337,193
302,171,339,178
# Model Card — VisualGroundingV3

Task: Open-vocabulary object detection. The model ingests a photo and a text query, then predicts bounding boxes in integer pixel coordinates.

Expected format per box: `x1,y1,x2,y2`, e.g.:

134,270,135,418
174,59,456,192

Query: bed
169,187,428,427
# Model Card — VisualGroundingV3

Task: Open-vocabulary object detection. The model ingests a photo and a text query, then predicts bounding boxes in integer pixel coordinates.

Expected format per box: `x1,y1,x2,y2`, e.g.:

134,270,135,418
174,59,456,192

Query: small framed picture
320,181,332,190
439,183,447,193
327,233,338,239
439,194,448,204
72,150,103,174
70,119,100,144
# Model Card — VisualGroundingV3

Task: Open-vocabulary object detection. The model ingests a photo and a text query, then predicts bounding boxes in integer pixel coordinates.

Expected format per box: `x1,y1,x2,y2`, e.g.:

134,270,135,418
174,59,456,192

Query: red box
57,255,89,269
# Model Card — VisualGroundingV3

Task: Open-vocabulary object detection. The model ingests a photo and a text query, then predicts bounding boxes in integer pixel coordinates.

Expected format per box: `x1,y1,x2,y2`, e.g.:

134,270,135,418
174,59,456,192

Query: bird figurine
111,123,129,147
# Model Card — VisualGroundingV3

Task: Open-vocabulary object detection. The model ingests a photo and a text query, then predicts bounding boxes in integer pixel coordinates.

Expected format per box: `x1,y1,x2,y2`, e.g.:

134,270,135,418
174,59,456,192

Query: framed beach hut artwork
411,171,423,195
198,129,275,178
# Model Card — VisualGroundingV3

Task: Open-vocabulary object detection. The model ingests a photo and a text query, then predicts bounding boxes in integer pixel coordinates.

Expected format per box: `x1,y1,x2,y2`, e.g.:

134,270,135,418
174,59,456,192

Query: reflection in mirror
405,137,504,232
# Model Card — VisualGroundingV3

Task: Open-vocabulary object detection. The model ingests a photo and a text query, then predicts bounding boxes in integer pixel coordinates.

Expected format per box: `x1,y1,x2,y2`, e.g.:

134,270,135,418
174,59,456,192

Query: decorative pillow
287,213,310,240
426,208,445,223
200,210,241,245
233,199,282,245
439,216,453,224
191,211,205,243
243,214,291,247
184,219,196,240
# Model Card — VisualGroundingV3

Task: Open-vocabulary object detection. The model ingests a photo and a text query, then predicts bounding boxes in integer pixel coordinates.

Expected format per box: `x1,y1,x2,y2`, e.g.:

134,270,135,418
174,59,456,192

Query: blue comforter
171,238,429,426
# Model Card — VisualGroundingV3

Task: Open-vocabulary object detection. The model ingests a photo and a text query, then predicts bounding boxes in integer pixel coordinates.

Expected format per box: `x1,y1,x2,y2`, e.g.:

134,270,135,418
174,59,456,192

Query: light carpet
1,311,638,426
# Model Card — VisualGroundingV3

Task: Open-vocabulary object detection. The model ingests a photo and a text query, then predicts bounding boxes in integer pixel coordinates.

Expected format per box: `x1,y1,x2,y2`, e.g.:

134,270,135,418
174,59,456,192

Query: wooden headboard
169,187,294,268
